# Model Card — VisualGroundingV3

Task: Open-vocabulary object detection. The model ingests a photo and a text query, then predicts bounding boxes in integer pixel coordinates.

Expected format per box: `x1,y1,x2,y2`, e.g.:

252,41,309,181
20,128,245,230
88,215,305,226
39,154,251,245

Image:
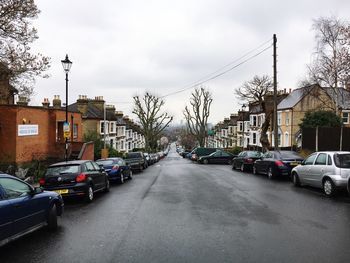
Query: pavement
1,145,350,263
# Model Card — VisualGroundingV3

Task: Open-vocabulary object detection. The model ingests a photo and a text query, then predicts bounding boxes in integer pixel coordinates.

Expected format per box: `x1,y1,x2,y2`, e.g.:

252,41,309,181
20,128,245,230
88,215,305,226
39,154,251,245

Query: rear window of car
334,154,350,168
96,160,114,166
45,165,80,176
247,151,262,157
126,153,142,158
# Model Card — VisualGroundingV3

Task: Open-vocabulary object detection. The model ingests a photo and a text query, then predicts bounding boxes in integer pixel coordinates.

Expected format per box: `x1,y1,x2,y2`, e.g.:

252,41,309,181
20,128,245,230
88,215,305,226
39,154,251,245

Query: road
1,145,350,263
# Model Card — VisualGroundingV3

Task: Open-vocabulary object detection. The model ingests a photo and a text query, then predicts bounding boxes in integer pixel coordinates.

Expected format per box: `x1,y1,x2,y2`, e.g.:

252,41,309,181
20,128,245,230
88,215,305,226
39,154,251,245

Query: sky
30,0,350,124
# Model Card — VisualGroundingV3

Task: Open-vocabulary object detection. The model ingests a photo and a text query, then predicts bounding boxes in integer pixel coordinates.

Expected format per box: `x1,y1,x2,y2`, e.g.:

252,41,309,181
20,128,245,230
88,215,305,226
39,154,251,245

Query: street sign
63,122,71,139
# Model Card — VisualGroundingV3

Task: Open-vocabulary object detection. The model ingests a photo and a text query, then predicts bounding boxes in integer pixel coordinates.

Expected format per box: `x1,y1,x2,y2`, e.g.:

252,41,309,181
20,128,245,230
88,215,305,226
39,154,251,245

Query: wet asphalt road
1,146,350,263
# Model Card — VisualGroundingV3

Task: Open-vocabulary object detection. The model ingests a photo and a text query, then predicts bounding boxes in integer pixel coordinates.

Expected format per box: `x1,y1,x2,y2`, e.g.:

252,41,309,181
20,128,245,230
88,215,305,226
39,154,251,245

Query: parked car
40,160,110,202
253,151,304,179
96,158,132,184
125,152,145,171
232,151,263,172
198,150,235,164
191,147,219,161
291,151,350,197
0,173,64,247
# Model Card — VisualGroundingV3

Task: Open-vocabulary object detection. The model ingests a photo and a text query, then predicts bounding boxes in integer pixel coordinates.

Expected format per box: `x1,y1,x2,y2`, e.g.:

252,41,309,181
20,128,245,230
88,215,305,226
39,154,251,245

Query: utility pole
273,34,279,150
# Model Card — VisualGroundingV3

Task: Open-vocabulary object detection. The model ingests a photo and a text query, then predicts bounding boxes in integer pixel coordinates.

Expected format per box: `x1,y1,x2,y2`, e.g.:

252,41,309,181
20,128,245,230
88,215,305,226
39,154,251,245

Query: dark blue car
96,158,132,184
0,174,64,247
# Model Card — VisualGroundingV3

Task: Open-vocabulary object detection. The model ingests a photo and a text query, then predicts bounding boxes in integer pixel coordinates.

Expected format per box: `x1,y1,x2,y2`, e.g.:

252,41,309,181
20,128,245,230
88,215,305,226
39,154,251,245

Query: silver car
291,151,350,197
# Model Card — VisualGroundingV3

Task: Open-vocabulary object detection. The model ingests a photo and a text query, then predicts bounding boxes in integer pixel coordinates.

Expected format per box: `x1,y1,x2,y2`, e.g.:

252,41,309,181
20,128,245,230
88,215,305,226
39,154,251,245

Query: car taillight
246,158,254,163
112,165,119,170
39,178,45,186
275,160,284,167
76,173,86,182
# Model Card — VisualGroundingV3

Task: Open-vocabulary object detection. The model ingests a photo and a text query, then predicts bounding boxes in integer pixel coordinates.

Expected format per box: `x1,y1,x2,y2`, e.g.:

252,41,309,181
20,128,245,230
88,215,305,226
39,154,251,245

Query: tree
306,16,350,113
0,0,50,99
235,75,273,150
133,93,173,152
83,131,103,160
300,110,342,129
183,87,212,147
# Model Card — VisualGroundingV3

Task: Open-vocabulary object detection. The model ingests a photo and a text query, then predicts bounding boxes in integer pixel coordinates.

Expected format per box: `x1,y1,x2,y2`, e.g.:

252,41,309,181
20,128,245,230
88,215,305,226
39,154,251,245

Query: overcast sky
31,0,350,124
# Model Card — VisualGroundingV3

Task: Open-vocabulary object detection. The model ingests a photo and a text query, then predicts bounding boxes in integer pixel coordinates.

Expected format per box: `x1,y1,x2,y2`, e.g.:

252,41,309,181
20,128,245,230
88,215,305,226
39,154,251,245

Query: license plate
54,189,69,195
290,162,299,166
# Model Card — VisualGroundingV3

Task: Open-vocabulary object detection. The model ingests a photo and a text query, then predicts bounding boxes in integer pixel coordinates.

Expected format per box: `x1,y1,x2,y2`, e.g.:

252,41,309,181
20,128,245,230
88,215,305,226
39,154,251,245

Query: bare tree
0,0,50,99
183,87,213,147
307,16,350,112
235,75,273,150
133,93,173,152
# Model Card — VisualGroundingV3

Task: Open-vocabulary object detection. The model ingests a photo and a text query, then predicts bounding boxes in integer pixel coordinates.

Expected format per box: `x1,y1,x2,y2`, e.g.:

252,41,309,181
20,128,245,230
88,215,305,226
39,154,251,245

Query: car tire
129,170,133,180
292,173,301,187
85,185,94,203
232,162,236,170
323,178,337,197
228,159,233,165
203,159,209,165
120,173,125,184
267,167,274,179
47,204,58,231
104,179,110,193
240,163,245,172
253,165,257,175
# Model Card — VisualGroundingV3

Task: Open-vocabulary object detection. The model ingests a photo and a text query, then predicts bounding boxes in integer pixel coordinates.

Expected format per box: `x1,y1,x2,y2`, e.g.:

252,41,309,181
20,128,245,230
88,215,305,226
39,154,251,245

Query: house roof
277,88,305,110
324,87,350,109
68,102,117,120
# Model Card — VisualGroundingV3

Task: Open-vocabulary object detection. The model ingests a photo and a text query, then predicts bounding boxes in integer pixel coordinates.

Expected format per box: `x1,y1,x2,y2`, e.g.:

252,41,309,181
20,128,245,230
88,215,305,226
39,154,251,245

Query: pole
104,102,106,148
65,72,68,162
340,124,343,151
273,34,279,150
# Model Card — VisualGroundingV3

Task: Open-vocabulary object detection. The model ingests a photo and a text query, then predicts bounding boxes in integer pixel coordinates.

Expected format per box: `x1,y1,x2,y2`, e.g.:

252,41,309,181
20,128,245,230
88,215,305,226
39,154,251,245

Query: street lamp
61,54,72,162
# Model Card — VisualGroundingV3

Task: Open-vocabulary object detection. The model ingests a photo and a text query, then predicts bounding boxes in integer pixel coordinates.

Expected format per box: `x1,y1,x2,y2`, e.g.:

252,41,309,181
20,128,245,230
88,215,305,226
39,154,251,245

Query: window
91,162,101,171
285,112,289,125
277,112,281,126
238,122,243,132
0,178,31,199
110,122,115,133
73,124,78,139
315,153,327,165
342,112,349,124
252,133,257,144
284,132,289,147
253,116,257,126
85,162,95,171
327,155,332,166
278,133,281,147
100,122,105,134
304,154,317,165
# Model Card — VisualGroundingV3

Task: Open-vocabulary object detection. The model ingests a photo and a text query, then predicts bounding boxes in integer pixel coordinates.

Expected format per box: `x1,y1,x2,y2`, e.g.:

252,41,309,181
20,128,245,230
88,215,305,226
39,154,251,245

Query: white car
291,151,350,197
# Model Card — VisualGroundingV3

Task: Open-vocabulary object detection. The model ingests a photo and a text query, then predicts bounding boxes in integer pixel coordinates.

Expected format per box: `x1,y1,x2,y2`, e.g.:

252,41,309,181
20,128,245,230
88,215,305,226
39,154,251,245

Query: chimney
115,111,123,118
17,96,28,106
77,95,89,115
52,95,61,109
89,96,105,112
42,98,50,108
289,88,292,93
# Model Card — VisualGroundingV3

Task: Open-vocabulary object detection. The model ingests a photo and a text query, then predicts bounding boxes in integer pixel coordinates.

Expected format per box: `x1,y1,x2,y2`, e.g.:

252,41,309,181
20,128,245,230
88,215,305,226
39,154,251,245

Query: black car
40,160,110,202
124,152,145,171
232,151,263,172
96,158,132,184
253,151,304,179
198,150,235,164
0,174,64,247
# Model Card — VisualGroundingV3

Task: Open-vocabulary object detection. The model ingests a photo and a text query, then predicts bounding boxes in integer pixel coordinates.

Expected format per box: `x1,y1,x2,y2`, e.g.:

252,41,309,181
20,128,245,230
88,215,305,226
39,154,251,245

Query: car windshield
334,154,350,168
96,160,115,166
126,153,141,158
247,151,262,157
45,165,80,176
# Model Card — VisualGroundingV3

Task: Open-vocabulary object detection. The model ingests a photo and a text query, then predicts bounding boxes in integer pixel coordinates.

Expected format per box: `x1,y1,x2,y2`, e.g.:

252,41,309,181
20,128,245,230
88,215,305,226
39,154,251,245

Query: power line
160,41,273,98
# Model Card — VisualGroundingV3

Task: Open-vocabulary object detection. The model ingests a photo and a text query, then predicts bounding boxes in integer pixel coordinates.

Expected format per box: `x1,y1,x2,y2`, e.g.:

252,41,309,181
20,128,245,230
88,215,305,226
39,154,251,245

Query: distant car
0,174,64,247
253,151,304,179
125,152,145,171
96,158,132,184
198,150,235,164
191,147,219,161
291,151,350,197
232,151,263,172
40,160,110,202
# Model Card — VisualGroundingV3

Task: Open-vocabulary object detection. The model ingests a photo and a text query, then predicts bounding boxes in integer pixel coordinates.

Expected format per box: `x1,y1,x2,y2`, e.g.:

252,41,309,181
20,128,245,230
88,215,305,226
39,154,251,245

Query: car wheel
323,178,337,197
253,165,257,175
232,162,236,170
267,167,274,179
240,163,245,172
129,170,133,180
120,173,124,184
203,159,209,165
228,159,232,165
85,185,94,202
292,173,301,187
47,204,58,231
104,179,110,192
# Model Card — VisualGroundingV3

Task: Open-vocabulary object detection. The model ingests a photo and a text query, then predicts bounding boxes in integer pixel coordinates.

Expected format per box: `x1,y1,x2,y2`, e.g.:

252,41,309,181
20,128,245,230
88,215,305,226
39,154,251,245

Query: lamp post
241,104,246,150
61,54,72,162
